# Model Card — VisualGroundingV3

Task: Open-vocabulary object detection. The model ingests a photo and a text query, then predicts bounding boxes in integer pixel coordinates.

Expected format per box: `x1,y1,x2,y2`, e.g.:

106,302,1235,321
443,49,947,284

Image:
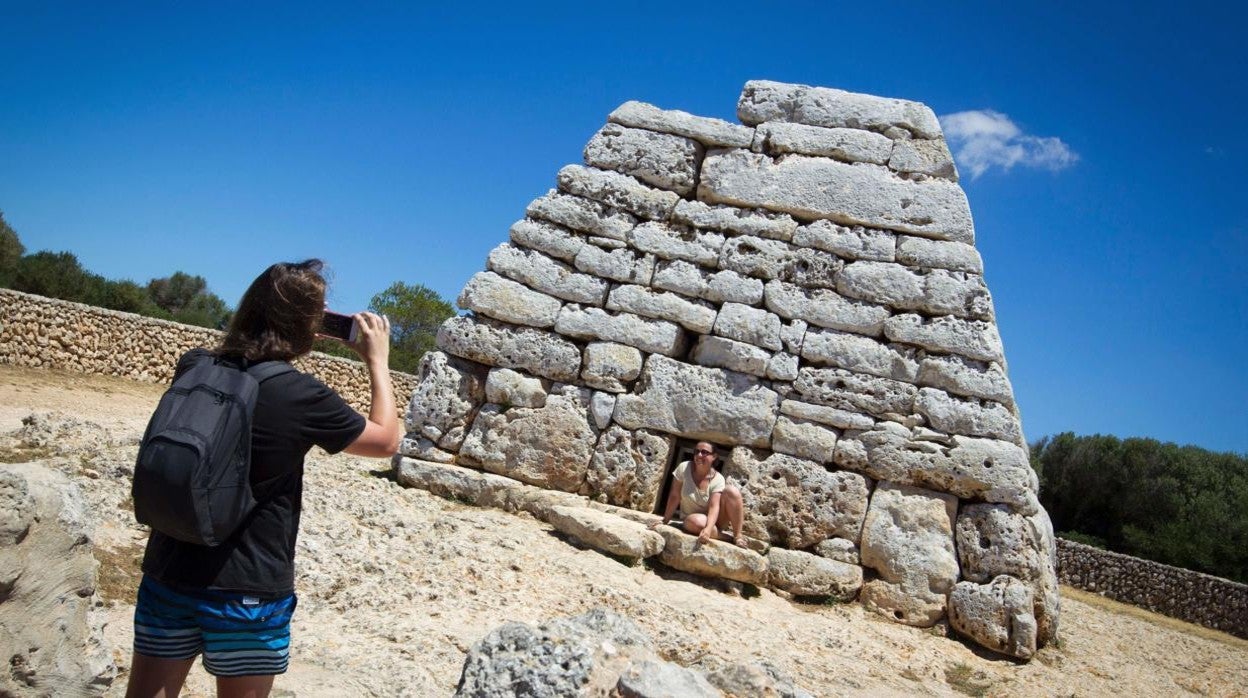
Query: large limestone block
766,352,799,381
691,335,770,377
585,426,673,512
487,243,610,306
766,547,863,600
801,328,920,382
651,260,710,298
770,415,839,464
555,306,686,357
719,235,842,288
815,537,861,565
916,388,1021,443
889,137,958,180
437,315,582,382
458,385,598,492
700,149,974,243
792,220,896,262
673,199,798,241
613,355,780,447
764,280,889,336
956,504,1047,584
884,314,1004,364
628,221,724,267
755,122,893,164
793,366,918,418
725,449,870,548
458,271,563,328
837,263,993,320
546,505,665,560
526,191,638,241
405,351,488,451
654,525,768,585
949,576,1038,660
510,217,585,262
485,367,549,409
917,354,1014,406
557,164,681,221
573,242,654,285
922,270,995,320
609,100,755,148
581,342,643,393
399,436,456,464
780,399,875,431
713,302,782,351
584,123,703,196
737,80,942,139
396,456,520,504
859,481,959,626
607,284,716,334
896,235,982,273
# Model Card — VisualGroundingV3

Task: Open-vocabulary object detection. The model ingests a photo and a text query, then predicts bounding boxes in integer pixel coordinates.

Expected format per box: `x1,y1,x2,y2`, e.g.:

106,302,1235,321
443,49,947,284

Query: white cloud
939,110,1078,179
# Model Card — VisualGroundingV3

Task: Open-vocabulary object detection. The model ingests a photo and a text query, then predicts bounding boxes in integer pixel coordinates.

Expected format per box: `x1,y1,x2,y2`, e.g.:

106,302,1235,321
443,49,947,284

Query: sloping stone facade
398,80,1057,659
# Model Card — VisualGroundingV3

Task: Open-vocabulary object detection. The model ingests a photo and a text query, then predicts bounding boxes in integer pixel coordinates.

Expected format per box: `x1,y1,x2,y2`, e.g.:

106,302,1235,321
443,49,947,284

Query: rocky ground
2,364,1246,697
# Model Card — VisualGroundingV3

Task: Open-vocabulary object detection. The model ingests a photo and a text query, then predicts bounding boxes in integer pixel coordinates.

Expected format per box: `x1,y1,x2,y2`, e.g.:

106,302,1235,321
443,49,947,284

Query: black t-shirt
141,349,366,597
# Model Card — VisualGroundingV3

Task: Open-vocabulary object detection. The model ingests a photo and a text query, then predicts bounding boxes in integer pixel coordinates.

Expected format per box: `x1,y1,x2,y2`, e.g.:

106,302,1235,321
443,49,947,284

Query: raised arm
342,312,401,457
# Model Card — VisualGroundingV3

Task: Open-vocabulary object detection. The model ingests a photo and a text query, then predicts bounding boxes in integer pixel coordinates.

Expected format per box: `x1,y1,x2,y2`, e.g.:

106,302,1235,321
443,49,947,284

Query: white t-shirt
672,460,725,515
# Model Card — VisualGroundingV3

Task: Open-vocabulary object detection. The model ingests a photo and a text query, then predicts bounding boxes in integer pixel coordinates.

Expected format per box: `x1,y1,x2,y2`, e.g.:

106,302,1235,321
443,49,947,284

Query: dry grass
94,541,146,604
1060,586,1248,650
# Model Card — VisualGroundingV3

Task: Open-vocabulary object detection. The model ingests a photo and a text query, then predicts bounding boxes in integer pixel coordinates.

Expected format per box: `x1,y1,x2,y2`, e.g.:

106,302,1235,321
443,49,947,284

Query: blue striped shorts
133,575,297,677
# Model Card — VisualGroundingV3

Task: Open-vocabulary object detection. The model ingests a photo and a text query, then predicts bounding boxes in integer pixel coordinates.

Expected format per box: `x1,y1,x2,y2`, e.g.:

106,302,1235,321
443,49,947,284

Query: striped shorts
133,575,297,677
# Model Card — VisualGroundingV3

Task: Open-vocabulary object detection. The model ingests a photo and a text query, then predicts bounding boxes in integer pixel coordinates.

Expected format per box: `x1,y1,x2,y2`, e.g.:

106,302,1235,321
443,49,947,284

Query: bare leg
218,673,275,698
683,513,713,538
125,653,196,698
718,486,747,546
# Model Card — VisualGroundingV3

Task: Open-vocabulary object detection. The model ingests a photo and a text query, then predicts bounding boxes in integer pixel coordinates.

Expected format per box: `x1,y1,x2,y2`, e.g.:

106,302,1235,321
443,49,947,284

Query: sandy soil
2,363,1246,697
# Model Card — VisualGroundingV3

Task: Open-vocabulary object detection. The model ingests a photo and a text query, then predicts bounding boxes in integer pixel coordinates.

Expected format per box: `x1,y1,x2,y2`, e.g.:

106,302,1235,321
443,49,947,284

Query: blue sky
2,2,1244,454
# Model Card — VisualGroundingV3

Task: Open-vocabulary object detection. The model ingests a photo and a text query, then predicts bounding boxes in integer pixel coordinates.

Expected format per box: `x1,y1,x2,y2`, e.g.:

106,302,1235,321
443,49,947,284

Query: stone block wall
0,288,417,416
1057,538,1248,638
398,80,1059,659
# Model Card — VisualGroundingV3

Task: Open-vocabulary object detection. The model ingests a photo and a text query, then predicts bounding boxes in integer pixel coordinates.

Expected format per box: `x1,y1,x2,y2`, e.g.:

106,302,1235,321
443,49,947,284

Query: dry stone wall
1057,538,1248,639
0,288,417,416
399,80,1059,659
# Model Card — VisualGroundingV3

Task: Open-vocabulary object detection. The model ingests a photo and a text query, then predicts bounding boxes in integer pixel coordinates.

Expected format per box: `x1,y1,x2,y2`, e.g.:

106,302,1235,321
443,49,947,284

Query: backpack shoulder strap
246,360,296,384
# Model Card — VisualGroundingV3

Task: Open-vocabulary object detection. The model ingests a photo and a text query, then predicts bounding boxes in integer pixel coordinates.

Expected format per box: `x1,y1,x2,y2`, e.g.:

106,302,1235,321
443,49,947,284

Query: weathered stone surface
815,537,861,565
770,416,839,464
767,547,863,599
780,319,808,354
654,525,768,585
766,352,799,381
405,351,488,451
458,385,598,492
527,190,638,241
609,100,754,148
713,302,782,351
510,217,584,262
884,314,1004,363
691,335,770,377
801,328,920,382
438,315,582,382
780,399,875,430
557,164,681,221
764,280,889,336
673,199,798,241
839,263,993,320
725,449,870,547
396,456,517,503
705,663,816,698
700,149,974,243
792,220,896,262
458,271,563,328
859,482,959,626
584,123,703,196
737,80,942,139
755,122,893,164
607,285,716,334
719,235,842,288
616,660,722,698
399,436,457,464
917,354,1013,405
650,260,709,298
916,388,1021,443
485,367,549,409
706,270,765,305
556,306,686,357
925,270,994,321
574,243,655,285
581,342,644,393
628,221,724,266
586,426,673,511
614,356,780,447
487,243,610,306
546,505,665,559
590,391,616,431
949,576,1038,660
896,235,982,273
956,504,1048,584
889,137,958,180
793,367,918,418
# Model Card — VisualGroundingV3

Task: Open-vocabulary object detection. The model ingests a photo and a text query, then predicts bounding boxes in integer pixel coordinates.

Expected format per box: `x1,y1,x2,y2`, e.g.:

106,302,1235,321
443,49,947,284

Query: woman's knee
683,513,708,531
723,485,743,506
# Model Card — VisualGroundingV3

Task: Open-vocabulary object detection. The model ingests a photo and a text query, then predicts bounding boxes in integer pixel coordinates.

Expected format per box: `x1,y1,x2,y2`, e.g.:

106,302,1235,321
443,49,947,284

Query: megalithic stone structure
398,80,1059,660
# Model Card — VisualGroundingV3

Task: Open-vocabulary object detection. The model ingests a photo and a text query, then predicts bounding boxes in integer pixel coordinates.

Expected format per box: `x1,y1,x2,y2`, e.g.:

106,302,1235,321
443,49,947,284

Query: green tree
146,272,232,329
367,282,455,372
101,279,161,314
12,251,107,304
0,211,23,287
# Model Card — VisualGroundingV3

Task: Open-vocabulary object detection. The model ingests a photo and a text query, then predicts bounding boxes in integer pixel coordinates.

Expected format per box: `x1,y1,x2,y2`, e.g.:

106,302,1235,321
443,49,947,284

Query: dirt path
3,364,1246,697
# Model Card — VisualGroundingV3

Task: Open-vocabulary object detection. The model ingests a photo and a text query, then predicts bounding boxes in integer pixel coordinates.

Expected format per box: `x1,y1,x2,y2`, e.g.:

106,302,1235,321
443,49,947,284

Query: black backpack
132,351,294,546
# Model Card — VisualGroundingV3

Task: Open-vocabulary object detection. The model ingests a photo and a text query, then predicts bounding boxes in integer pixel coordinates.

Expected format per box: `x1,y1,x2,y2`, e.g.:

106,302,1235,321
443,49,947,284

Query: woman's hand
345,312,391,368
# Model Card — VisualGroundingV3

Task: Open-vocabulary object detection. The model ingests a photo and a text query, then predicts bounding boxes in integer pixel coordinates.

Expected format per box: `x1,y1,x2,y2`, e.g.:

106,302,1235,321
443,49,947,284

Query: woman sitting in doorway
654,441,747,547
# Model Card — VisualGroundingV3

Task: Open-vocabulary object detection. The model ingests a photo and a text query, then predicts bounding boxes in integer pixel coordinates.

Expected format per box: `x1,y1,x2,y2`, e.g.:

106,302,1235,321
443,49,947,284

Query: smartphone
320,310,359,342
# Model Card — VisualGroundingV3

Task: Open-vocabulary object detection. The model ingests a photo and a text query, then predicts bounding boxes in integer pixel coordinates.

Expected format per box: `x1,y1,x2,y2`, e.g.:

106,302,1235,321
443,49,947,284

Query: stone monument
397,80,1058,659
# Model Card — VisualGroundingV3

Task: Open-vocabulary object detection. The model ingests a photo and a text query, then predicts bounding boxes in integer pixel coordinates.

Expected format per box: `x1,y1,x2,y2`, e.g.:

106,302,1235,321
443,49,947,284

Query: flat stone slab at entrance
546,505,665,560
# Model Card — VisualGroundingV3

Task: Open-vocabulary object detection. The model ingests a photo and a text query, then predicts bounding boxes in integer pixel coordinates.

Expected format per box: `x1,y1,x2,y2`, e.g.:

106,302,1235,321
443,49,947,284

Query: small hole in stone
979,536,991,549
893,610,905,620
983,459,994,468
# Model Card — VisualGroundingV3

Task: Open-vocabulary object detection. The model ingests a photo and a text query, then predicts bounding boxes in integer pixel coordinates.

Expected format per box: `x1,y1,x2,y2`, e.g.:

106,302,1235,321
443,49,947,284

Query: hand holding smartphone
320,310,359,342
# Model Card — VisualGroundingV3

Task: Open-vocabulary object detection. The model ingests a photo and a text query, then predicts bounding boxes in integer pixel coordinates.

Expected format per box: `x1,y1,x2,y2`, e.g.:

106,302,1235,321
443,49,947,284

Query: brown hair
218,259,327,362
